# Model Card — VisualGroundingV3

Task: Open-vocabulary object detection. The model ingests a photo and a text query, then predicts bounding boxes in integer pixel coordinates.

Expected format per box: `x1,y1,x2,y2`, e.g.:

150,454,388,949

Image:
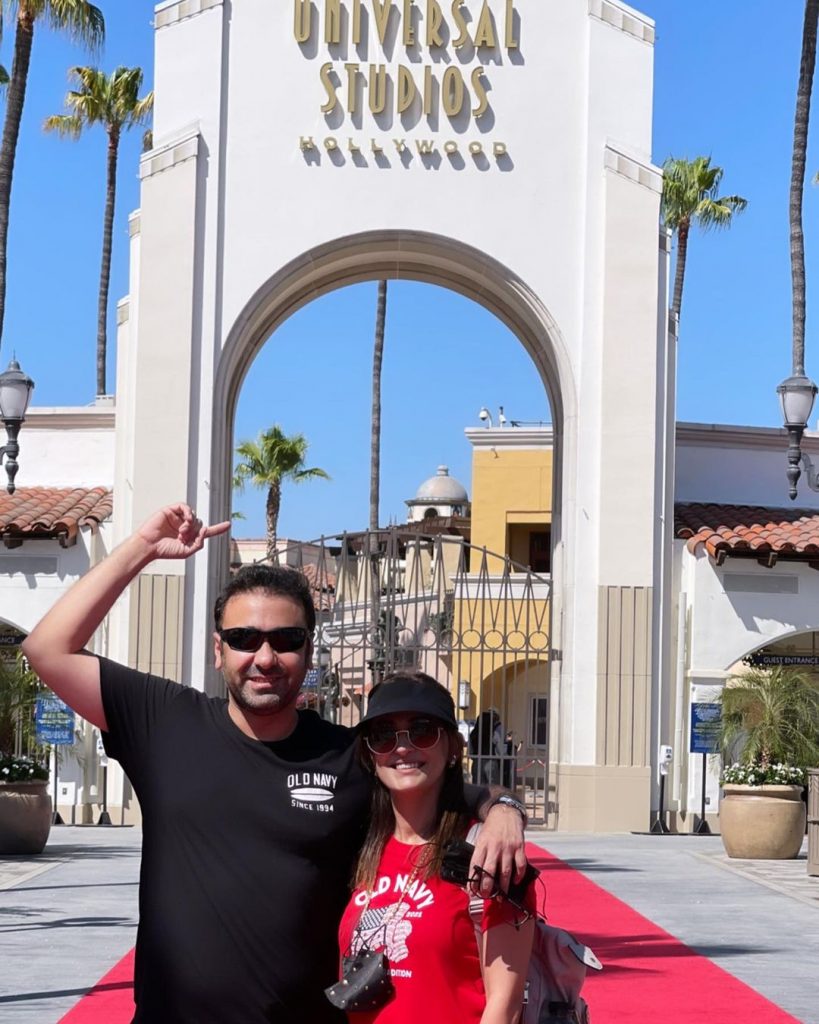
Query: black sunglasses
218,626,308,654
364,718,442,755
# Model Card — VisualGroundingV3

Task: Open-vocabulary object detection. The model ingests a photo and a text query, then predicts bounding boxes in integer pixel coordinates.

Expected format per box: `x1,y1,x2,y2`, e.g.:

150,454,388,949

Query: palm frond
661,155,747,233
719,666,819,767
42,112,83,138
45,0,105,55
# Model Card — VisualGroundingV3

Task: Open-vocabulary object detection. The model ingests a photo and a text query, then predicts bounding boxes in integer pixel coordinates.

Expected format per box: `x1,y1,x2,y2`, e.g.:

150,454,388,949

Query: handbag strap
351,845,427,954
464,824,487,977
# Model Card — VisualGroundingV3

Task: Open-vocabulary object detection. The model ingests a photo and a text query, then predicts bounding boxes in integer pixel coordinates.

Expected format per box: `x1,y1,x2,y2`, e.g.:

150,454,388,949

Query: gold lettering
299,136,316,150
442,66,465,116
348,138,361,152
320,63,338,113
325,0,341,43
416,139,435,154
345,63,360,113
293,0,311,43
372,139,384,153
352,0,363,44
444,140,458,154
394,138,407,152
493,141,507,156
474,1,497,48
325,136,339,150
397,65,417,113
451,0,469,48
373,0,394,44
505,0,518,49
469,141,483,155
403,0,415,45
426,0,444,46
369,64,388,114
423,65,433,115
471,67,489,118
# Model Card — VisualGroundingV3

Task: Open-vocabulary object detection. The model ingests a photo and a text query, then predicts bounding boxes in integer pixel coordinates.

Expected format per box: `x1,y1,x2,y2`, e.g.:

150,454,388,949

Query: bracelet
488,793,528,825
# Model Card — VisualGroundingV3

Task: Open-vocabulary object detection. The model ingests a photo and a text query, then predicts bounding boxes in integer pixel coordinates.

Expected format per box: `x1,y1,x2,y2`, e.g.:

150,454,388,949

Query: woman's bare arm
480,916,535,1024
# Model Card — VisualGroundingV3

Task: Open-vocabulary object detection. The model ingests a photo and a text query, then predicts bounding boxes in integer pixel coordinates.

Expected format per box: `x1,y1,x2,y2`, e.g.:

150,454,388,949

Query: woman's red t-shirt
336,835,525,1023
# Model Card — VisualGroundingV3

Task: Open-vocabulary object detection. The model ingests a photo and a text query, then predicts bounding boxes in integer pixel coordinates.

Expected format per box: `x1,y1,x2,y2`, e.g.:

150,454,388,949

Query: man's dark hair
213,565,316,632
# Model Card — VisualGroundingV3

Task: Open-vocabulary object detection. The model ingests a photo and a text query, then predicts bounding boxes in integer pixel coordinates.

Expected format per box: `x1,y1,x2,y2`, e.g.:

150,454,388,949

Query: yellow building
453,425,553,820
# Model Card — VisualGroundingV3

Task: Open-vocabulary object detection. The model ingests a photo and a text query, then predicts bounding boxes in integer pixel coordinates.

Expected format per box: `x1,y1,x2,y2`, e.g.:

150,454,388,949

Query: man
23,504,527,1023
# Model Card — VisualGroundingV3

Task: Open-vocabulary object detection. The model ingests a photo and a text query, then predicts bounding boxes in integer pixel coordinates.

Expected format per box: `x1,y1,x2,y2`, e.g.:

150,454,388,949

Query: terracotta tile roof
300,562,336,613
0,487,113,548
675,502,819,565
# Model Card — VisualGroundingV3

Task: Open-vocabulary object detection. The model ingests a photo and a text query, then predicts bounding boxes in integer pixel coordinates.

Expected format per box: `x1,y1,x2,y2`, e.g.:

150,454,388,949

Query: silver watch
489,793,528,824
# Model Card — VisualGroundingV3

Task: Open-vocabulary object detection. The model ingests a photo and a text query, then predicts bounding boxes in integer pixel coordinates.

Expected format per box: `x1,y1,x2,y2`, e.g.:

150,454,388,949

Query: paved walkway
529,832,819,1024
0,826,140,1023
0,827,817,1023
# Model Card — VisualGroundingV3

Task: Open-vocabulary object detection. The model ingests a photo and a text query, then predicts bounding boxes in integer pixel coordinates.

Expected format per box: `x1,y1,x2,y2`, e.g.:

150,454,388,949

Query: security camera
478,406,492,427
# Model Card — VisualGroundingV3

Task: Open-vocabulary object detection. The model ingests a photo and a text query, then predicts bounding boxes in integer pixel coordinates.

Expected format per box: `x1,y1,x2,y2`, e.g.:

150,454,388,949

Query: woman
336,672,534,1023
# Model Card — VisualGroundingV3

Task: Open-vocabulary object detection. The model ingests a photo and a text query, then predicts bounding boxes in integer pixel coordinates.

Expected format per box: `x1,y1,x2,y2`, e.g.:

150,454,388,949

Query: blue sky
3,1,815,538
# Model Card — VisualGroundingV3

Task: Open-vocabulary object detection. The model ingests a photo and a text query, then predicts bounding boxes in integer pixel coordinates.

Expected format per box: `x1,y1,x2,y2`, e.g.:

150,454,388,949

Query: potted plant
0,653,51,854
717,666,819,860
0,753,51,854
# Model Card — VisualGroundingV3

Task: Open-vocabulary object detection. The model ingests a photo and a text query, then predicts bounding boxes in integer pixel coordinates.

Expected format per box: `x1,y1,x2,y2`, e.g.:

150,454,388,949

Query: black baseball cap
358,675,457,729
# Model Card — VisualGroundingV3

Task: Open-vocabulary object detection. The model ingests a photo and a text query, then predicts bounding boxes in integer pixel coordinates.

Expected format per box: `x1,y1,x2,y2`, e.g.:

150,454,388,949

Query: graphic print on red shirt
337,835,523,1024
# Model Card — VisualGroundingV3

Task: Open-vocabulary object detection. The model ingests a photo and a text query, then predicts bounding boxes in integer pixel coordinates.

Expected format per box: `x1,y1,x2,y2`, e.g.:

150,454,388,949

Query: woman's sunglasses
364,718,442,755
218,626,308,653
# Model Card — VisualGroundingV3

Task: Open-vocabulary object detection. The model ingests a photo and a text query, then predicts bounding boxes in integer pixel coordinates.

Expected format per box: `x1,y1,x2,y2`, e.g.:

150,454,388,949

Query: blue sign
35,696,75,746
690,702,721,755
302,668,321,690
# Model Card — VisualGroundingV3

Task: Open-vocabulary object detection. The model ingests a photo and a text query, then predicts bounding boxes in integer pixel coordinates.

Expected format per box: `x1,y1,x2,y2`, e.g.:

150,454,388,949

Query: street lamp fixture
0,359,35,494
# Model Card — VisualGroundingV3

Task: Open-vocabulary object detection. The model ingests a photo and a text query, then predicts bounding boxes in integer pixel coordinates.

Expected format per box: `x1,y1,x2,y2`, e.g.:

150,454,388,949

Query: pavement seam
0,857,67,891
692,851,819,909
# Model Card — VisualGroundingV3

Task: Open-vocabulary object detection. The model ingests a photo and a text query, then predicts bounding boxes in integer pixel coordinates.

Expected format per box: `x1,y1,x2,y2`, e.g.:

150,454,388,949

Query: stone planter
720,784,806,860
0,781,52,855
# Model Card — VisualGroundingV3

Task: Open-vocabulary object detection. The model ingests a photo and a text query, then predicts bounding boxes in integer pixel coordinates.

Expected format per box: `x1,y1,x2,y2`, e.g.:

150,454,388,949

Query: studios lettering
294,0,520,167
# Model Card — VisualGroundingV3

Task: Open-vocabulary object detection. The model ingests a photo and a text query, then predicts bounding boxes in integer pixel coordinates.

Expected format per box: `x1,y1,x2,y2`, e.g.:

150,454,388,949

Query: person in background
337,672,534,1024
469,708,503,785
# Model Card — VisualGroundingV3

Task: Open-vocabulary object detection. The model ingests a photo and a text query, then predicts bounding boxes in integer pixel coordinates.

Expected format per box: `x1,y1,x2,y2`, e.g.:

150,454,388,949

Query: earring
448,756,457,767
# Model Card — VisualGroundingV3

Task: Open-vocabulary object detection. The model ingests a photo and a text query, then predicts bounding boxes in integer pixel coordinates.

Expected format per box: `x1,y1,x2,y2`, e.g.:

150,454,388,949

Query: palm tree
793,1,819,380
661,156,747,326
0,651,43,757
0,1,105,353
719,666,819,769
369,280,387,532
234,426,330,559
44,66,153,396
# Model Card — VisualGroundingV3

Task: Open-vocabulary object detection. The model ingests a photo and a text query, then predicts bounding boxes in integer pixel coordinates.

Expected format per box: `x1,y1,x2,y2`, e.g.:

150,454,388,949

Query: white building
7,1,814,832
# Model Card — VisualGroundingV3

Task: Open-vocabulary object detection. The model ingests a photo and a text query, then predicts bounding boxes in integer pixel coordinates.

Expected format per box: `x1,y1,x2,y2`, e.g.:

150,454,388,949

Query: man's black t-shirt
99,658,371,1023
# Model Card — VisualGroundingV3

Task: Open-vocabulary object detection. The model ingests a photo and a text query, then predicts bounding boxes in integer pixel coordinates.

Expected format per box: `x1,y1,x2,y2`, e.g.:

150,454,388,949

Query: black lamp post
0,359,35,494
778,373,819,499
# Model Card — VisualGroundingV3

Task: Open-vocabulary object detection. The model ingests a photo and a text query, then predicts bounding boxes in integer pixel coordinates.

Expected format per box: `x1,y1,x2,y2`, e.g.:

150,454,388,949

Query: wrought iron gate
266,527,554,826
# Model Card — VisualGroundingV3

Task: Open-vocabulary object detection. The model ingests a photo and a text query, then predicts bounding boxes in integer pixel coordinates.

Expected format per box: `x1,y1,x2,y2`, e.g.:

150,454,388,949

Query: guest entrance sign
35,695,75,746
689,702,721,835
295,0,519,161
35,696,75,826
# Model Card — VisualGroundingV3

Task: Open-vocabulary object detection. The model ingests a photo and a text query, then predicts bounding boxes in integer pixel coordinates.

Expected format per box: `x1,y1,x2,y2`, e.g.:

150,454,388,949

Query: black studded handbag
324,947,395,1012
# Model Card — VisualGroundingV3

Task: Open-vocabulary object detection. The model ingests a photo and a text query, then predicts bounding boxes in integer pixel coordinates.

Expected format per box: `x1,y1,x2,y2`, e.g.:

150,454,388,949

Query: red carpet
528,847,802,1024
57,949,135,1023
59,846,802,1023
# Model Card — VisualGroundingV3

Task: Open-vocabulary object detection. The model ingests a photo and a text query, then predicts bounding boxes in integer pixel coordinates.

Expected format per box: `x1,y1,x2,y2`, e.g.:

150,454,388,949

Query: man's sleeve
97,656,183,781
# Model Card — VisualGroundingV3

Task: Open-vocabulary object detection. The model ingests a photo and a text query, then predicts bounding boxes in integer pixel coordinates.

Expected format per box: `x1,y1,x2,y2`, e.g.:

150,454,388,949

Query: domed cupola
405,466,470,523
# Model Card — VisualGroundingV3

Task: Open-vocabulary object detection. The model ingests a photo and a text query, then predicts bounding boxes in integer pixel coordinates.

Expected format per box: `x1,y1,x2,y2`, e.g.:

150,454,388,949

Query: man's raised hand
136,504,231,561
